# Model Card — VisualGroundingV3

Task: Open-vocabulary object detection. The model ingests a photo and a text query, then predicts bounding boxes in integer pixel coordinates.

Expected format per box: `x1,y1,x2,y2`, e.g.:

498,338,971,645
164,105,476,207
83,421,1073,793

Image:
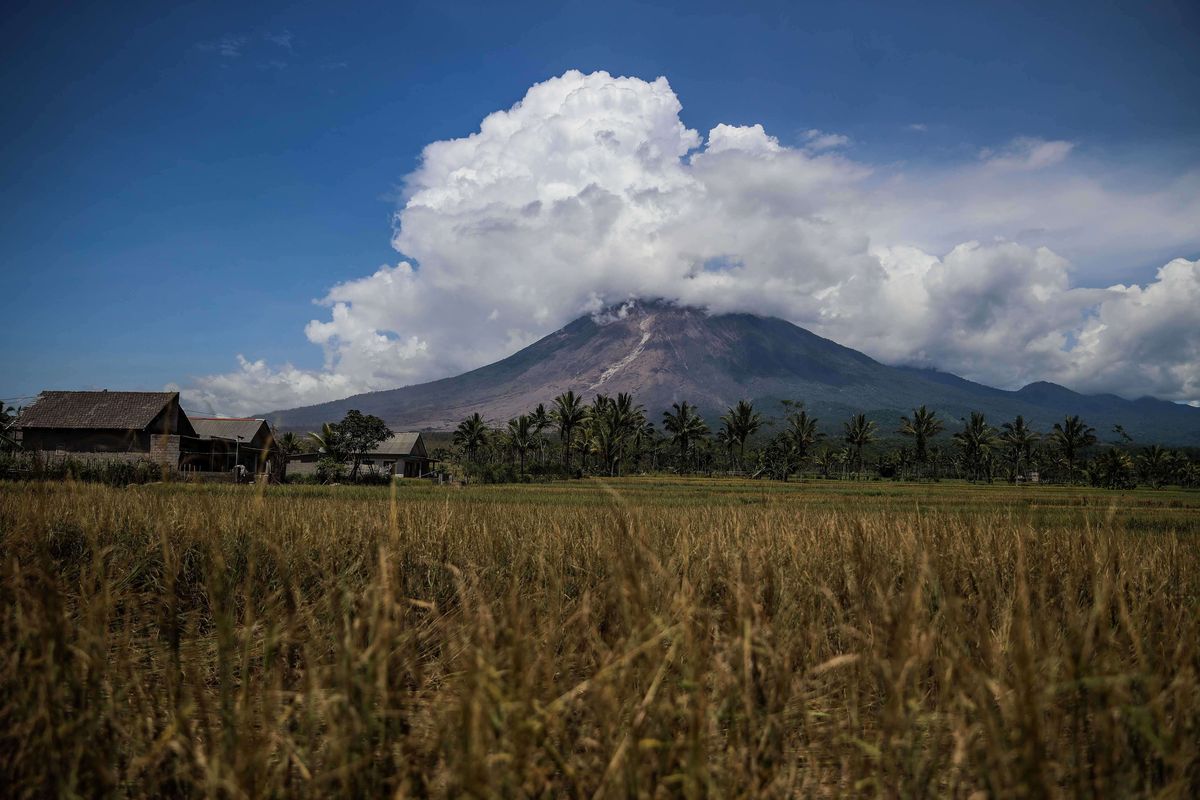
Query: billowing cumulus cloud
188,70,1200,414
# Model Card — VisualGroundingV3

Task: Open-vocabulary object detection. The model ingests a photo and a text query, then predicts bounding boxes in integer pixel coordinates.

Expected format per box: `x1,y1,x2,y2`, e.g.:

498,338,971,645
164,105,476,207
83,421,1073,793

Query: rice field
1,477,1198,797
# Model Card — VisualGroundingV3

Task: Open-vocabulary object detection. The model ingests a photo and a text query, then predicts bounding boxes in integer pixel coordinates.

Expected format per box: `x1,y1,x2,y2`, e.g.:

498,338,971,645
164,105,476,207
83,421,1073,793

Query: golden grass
1,477,1198,797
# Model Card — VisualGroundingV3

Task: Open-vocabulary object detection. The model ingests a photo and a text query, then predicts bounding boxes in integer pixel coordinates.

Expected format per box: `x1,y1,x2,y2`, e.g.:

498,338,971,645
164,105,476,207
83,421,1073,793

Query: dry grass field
2,477,1198,797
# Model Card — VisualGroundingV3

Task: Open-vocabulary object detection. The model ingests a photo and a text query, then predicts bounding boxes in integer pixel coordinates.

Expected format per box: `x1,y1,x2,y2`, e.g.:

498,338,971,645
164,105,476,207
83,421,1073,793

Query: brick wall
31,434,182,470
149,434,181,467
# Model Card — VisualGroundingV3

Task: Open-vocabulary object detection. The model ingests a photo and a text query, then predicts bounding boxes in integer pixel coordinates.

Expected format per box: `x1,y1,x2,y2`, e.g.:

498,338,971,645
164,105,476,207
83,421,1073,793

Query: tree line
279,394,1199,487
430,392,1200,488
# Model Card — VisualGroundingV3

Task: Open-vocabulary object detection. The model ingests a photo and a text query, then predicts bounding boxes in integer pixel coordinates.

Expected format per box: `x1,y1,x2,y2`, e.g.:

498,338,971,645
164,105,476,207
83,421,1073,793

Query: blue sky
2,0,1198,410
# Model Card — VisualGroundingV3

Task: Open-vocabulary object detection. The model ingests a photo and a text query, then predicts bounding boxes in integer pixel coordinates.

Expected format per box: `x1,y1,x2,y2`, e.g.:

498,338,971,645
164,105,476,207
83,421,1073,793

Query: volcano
263,301,1200,444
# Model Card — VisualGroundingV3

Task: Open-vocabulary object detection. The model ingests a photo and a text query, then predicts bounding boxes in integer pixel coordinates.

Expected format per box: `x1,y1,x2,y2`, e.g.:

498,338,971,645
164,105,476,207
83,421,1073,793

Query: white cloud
802,128,851,151
188,70,1200,414
979,136,1075,171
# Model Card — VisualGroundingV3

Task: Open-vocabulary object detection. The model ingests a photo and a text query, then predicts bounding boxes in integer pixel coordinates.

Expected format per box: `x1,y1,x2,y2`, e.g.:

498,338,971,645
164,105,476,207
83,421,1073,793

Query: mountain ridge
263,301,1200,444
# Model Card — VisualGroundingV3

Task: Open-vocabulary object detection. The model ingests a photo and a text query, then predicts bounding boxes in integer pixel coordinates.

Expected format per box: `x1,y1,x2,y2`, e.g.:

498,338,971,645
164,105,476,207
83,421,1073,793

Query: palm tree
1089,447,1136,489
842,413,877,477
507,415,536,476
610,392,645,475
632,420,659,472
272,430,301,482
589,394,640,476
1050,415,1097,480
1136,444,1172,488
529,403,551,465
952,412,999,482
307,422,338,454
715,424,735,469
999,415,1039,480
552,391,588,472
784,408,822,466
453,412,489,463
813,447,840,479
662,401,709,471
277,431,302,456
720,400,762,472
899,406,944,480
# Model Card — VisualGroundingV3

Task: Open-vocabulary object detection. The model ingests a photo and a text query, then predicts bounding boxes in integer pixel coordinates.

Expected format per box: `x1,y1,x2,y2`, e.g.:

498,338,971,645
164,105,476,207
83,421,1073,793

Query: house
16,390,199,468
185,417,280,476
363,432,436,477
287,432,436,479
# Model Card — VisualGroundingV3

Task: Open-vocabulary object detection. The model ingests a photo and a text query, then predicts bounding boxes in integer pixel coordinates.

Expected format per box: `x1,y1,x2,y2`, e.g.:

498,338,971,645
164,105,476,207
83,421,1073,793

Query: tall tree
453,412,489,464
507,415,536,476
899,406,944,480
784,407,822,469
1000,415,1040,480
1050,415,1097,479
529,403,551,465
842,413,877,477
334,410,393,480
662,401,709,470
952,412,999,482
551,391,588,472
1136,444,1172,488
720,400,762,471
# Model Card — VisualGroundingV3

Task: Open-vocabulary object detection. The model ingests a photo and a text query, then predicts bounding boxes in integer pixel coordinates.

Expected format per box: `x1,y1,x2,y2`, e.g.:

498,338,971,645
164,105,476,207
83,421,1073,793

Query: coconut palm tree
662,401,709,471
1050,415,1097,480
529,403,551,465
1089,447,1136,489
277,431,302,456
453,413,489,463
632,420,659,472
304,422,348,460
507,414,536,476
715,424,735,469
552,391,588,471
1136,444,1172,488
899,406,944,480
307,422,338,454
952,412,999,482
720,400,762,472
999,415,1039,480
842,413,877,477
782,410,820,465
813,447,840,479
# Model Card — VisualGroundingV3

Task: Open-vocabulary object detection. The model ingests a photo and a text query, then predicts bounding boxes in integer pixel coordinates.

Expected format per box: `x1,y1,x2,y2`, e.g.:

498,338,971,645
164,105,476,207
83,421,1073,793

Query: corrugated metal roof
189,417,271,443
370,432,424,457
18,391,180,430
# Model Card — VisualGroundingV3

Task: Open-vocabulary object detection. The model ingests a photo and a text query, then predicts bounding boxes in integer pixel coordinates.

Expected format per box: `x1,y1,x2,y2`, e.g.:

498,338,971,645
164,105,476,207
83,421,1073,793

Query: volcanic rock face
264,300,1200,443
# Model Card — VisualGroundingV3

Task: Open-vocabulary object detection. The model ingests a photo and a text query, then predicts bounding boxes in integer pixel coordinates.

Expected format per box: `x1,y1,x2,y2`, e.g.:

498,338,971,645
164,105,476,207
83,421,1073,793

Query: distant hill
264,301,1200,444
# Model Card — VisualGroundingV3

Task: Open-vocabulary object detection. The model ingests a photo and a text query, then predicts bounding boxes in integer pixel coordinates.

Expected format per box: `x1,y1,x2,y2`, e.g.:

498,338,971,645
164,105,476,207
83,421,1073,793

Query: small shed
186,417,279,475
16,390,198,467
